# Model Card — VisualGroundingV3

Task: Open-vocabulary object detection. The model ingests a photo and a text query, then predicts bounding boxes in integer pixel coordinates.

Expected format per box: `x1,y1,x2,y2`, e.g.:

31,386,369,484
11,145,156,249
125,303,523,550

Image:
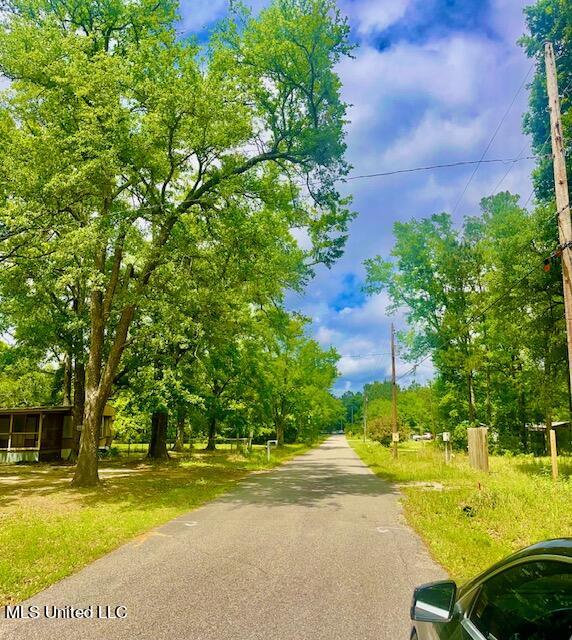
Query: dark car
410,538,572,640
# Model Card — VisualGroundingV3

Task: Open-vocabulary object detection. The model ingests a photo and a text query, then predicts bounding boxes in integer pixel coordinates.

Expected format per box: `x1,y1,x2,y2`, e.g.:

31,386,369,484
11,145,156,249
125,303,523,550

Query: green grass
0,441,315,605
349,438,572,584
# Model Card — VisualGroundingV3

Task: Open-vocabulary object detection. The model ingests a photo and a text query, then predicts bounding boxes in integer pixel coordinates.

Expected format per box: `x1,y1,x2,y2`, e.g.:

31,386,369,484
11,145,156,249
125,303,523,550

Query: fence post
468,427,489,472
550,429,559,480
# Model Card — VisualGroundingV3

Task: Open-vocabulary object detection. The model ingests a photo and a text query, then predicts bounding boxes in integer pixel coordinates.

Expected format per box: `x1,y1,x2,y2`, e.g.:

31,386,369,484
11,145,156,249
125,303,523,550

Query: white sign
392,432,400,443
442,432,450,442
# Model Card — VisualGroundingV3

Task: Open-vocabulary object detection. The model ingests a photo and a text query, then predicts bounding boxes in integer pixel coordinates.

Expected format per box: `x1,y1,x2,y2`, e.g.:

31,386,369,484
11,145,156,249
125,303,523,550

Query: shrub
452,421,469,451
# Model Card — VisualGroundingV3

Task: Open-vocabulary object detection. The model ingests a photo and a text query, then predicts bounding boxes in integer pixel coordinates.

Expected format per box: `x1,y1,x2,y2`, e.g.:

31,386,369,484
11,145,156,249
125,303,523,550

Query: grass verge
0,441,316,605
349,438,572,583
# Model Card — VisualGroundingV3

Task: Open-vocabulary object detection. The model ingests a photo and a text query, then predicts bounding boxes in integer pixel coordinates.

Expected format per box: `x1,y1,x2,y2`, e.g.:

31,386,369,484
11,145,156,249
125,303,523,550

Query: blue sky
180,0,535,394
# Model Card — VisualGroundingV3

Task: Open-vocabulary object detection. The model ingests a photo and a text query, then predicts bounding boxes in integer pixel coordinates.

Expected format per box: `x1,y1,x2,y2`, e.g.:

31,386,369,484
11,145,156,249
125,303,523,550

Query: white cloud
339,35,498,127
489,0,530,43
338,354,387,377
315,325,340,345
336,292,394,328
377,110,490,168
342,0,412,36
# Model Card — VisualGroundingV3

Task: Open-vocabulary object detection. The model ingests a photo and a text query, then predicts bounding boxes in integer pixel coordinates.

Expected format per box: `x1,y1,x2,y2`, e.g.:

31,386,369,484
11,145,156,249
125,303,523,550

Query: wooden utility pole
546,43,572,397
391,323,398,459
362,392,367,443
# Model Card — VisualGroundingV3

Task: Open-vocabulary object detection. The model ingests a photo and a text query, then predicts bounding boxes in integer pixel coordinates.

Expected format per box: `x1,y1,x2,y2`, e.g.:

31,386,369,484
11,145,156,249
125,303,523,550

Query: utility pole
391,323,399,459
362,392,367,443
546,42,572,474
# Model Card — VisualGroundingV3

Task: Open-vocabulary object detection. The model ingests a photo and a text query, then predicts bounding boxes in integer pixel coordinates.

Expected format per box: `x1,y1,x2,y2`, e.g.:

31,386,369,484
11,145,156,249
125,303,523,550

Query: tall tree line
0,0,351,485
365,193,568,452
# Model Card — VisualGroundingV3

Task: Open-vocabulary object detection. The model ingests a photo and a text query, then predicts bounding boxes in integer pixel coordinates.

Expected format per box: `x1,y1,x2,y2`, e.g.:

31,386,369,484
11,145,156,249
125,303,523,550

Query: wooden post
468,427,489,472
546,43,572,400
7,413,13,452
391,323,399,459
550,429,559,480
37,413,44,459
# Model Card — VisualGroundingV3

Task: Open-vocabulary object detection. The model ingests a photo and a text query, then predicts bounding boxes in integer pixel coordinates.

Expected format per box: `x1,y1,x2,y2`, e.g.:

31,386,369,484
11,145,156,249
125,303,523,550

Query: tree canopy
0,0,351,484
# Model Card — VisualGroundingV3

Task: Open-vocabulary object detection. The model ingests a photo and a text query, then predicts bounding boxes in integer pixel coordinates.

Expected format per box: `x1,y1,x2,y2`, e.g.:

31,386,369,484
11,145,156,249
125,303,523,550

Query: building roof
526,421,570,431
0,404,114,416
0,406,73,415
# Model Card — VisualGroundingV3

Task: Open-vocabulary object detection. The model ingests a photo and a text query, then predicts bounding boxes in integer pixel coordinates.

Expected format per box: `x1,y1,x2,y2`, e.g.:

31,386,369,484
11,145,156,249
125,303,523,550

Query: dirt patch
396,481,444,491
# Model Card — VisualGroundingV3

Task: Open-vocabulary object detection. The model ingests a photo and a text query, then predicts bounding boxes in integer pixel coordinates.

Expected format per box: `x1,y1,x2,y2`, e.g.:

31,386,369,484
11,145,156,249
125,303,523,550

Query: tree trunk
62,352,72,405
68,359,85,462
516,361,528,452
188,419,194,449
467,370,476,424
72,286,135,486
148,410,169,459
206,414,217,451
518,389,528,452
485,367,492,426
71,388,105,486
276,418,285,447
172,409,185,452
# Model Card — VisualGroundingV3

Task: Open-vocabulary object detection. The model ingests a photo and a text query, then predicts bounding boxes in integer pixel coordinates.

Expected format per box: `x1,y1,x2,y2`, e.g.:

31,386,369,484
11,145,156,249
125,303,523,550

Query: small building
526,421,572,455
0,405,115,463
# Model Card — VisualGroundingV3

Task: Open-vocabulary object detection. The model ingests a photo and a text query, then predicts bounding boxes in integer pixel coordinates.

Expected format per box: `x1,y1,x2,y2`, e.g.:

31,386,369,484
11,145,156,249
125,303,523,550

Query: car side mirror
411,580,457,623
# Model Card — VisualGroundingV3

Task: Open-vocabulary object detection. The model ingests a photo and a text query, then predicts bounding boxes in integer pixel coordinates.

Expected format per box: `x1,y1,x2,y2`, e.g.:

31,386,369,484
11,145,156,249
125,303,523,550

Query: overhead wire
339,352,392,359
345,155,541,181
490,143,530,195
450,64,534,217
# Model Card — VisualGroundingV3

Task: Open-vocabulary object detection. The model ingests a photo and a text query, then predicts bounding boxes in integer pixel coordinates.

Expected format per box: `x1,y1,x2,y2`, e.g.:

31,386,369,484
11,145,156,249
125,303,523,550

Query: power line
450,64,534,216
524,189,535,208
491,143,529,195
346,155,540,181
340,352,392,359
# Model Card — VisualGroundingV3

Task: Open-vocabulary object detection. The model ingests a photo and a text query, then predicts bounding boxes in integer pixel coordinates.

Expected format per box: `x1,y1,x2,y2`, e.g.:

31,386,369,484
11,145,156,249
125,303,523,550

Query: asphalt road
0,435,444,640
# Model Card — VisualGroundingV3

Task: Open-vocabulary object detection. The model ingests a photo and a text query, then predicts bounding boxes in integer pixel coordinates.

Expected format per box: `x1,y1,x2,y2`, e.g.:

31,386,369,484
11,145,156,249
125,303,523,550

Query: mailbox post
442,431,451,464
266,439,278,462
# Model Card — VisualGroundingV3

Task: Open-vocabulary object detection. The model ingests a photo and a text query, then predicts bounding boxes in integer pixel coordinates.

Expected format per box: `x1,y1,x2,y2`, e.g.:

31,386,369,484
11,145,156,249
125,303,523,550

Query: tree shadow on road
218,458,397,510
